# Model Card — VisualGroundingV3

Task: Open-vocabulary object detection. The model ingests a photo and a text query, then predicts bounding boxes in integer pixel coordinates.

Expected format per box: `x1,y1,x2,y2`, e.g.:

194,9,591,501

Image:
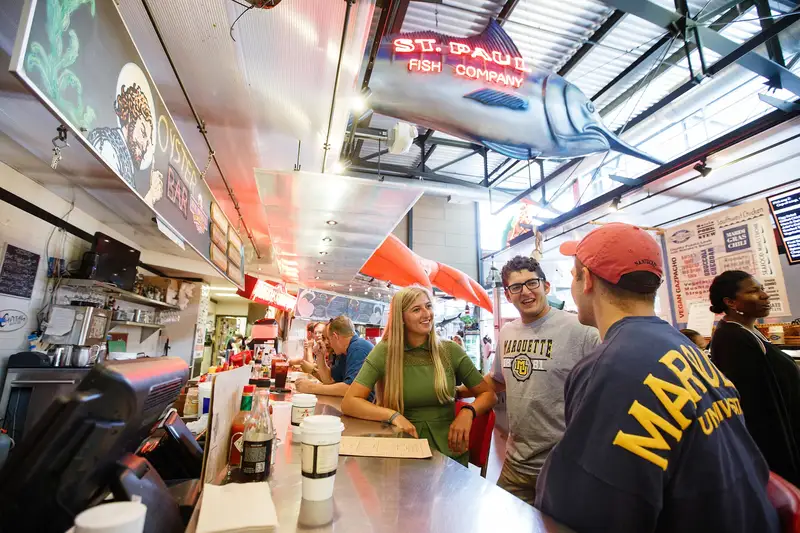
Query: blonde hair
382,287,451,414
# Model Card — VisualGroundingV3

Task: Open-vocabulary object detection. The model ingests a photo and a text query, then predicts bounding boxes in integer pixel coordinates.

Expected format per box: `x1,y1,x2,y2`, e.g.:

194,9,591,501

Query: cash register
0,357,200,533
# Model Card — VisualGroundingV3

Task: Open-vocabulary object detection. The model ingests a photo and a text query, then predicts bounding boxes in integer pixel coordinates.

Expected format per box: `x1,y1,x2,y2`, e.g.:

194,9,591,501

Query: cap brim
559,241,579,256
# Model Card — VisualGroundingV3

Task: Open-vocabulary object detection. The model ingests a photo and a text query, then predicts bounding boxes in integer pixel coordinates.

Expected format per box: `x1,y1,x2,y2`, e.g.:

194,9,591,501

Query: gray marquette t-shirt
493,308,600,476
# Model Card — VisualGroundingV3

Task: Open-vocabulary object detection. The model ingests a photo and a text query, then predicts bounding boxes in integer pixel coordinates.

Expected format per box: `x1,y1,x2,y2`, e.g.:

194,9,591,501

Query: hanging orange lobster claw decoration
361,234,493,313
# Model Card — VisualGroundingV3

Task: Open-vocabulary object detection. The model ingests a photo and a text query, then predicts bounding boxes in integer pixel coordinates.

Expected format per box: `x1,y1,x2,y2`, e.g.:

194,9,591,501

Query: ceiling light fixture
326,220,337,226
349,287,353,292
319,251,328,255
315,276,320,280
317,269,322,273
317,261,326,265
608,197,621,213
322,237,332,243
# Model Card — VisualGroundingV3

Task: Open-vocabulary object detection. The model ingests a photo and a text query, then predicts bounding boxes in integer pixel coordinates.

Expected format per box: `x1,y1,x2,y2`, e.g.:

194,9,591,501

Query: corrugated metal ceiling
357,0,798,201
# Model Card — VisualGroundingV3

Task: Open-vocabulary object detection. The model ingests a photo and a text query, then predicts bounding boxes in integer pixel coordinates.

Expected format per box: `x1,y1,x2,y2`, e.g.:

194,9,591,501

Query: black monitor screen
768,188,800,265
0,357,189,533
92,232,141,290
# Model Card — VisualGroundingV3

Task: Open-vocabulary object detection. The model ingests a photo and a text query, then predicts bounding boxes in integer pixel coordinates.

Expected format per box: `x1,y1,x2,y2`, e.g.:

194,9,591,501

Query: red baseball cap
559,223,663,292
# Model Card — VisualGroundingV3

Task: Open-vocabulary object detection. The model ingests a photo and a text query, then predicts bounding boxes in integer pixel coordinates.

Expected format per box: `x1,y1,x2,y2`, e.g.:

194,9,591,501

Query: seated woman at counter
709,270,800,485
342,287,496,465
288,321,322,367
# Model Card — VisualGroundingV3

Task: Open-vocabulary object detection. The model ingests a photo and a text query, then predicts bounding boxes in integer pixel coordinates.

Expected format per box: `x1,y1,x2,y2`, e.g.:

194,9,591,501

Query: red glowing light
454,64,523,89
393,38,530,73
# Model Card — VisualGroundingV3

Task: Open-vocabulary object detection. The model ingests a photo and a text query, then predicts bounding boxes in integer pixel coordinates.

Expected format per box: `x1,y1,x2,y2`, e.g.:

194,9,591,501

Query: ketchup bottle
228,385,256,467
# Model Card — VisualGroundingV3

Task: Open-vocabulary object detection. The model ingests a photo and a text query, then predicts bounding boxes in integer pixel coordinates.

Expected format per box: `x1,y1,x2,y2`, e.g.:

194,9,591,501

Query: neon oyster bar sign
393,38,531,89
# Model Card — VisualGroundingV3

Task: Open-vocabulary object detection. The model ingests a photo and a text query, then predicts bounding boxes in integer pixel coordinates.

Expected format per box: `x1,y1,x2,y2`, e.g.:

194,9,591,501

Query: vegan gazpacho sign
10,0,245,286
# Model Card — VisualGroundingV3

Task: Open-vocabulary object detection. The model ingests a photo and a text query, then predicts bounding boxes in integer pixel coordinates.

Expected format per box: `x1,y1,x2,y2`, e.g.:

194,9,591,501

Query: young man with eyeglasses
536,223,778,533
463,255,599,505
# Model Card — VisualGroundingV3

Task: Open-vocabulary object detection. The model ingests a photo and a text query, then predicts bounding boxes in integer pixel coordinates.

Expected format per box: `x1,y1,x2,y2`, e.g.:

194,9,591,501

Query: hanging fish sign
369,20,662,164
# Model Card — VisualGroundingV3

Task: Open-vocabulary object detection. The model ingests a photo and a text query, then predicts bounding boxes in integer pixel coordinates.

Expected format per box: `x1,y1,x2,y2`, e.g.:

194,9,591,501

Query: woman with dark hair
709,270,800,485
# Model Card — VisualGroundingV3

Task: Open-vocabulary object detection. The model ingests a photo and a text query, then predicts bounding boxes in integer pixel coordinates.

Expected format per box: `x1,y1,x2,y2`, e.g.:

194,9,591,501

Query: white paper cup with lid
299,415,344,501
291,393,318,439
70,501,146,533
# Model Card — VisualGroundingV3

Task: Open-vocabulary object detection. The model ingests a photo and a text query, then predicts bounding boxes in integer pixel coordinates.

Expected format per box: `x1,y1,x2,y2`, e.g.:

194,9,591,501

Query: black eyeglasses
505,278,543,294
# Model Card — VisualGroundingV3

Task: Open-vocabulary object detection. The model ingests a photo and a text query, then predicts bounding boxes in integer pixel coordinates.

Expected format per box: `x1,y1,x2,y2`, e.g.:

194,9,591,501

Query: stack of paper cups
299,415,344,501
69,501,147,533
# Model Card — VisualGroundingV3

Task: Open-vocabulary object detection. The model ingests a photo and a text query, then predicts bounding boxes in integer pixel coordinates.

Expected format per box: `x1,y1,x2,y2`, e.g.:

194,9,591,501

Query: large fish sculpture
368,19,662,164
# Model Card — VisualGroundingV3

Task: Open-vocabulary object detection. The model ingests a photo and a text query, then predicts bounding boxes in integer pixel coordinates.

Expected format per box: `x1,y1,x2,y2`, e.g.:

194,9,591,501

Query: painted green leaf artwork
26,0,97,130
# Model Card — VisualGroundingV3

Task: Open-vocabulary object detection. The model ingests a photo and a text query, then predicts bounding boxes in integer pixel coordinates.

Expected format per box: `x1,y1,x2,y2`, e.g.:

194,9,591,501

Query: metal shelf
60,279,181,310
110,321,164,329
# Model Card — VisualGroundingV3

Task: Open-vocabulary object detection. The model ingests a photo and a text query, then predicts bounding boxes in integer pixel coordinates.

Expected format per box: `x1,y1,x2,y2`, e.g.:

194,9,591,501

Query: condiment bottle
240,389,274,481
228,385,256,467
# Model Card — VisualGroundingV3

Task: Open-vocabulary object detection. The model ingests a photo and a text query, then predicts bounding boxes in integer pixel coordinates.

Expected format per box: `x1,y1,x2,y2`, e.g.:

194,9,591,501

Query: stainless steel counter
188,394,571,533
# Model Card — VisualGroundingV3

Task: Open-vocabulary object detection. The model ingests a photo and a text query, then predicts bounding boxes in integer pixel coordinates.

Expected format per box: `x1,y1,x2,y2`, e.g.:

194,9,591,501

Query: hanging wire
229,2,255,41
570,34,678,210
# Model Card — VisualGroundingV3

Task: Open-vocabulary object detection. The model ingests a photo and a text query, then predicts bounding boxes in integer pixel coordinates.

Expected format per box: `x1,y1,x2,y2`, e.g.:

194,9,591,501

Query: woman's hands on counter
448,409,473,454
391,414,419,438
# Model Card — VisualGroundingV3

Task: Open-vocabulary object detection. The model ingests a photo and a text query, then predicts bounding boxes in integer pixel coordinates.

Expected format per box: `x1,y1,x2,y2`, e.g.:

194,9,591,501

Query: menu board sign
768,187,800,265
0,244,40,299
10,0,244,286
295,289,387,325
664,198,790,323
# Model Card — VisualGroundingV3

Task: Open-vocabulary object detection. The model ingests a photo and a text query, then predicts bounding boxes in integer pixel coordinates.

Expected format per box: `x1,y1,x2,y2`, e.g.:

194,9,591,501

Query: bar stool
455,400,496,478
767,471,800,533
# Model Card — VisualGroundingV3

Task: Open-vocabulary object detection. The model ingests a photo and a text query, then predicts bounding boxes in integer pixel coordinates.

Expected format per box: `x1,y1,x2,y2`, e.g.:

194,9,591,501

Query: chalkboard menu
0,244,40,299
768,187,800,265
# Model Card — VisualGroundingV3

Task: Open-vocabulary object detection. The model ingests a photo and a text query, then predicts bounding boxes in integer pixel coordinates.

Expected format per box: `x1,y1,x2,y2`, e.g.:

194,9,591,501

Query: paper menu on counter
339,436,433,459
196,482,277,533
686,301,716,338
44,307,75,336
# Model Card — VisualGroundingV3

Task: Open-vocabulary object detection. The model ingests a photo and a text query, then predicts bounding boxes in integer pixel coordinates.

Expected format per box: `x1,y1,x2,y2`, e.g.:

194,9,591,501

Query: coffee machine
43,305,111,367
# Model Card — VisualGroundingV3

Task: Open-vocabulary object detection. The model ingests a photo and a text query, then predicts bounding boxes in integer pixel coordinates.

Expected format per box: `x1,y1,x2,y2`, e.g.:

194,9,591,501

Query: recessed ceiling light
349,287,353,292
316,269,322,273
258,267,262,271
319,251,328,255
322,237,332,243
326,220,337,226
315,276,320,280
317,261,326,265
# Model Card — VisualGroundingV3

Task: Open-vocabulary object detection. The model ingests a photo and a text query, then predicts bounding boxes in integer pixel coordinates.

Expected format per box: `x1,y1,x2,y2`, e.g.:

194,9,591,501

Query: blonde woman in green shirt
342,287,496,465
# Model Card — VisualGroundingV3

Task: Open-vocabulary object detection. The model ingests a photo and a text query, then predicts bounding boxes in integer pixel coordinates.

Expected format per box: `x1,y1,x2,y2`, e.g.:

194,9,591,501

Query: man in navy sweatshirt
535,222,779,533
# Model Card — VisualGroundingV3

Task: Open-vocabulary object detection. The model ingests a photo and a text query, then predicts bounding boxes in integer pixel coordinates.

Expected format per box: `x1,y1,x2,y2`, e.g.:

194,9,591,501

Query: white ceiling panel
254,170,422,291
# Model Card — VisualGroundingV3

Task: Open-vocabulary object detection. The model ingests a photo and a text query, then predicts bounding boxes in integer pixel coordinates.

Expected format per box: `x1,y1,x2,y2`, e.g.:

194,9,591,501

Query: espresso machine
42,305,111,367
0,305,112,443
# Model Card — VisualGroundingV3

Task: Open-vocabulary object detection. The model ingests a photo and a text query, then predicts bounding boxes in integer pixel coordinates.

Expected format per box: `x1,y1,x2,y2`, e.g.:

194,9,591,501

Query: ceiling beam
558,10,626,77
754,0,786,67
591,34,673,102
354,127,481,150
497,0,523,25
599,0,751,120
538,106,800,233
388,0,411,34
430,149,481,173
603,0,800,97
351,159,480,187
489,160,522,188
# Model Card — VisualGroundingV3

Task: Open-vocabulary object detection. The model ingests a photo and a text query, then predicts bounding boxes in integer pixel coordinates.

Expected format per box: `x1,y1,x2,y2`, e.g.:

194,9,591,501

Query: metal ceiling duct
347,169,518,204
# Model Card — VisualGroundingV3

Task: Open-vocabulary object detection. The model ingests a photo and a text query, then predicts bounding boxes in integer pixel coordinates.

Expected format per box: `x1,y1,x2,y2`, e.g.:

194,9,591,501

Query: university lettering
612,345,740,470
